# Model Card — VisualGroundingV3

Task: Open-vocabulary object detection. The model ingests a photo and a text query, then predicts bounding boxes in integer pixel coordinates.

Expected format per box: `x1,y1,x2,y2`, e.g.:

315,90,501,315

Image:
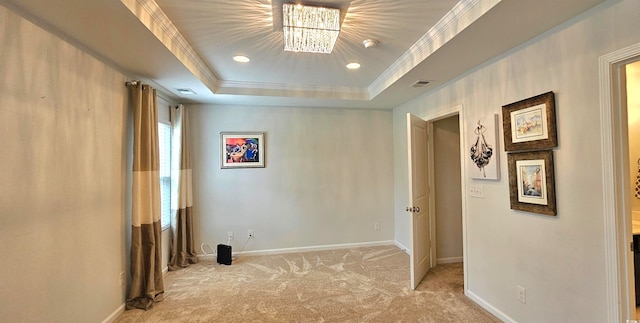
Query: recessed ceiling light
233,55,250,63
346,62,361,70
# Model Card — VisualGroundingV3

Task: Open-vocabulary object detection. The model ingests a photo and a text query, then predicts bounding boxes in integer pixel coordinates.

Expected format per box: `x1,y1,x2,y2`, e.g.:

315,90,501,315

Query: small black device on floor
217,244,232,265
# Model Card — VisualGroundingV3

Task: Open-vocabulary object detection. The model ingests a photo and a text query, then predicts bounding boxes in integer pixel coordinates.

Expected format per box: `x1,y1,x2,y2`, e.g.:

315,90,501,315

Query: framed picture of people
220,132,265,168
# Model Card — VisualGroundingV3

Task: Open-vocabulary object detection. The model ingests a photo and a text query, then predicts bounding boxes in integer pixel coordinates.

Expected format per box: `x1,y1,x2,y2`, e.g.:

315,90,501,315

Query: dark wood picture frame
507,150,556,216
502,91,557,151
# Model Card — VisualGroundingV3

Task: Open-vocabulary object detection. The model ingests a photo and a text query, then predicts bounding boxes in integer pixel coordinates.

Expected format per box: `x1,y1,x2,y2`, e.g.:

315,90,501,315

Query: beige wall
189,105,394,251
0,5,128,322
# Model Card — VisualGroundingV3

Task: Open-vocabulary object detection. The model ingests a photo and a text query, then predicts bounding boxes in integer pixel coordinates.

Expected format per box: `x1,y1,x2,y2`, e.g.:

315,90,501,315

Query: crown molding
121,0,499,102
120,0,220,93
368,0,501,99
121,0,370,100
217,80,369,100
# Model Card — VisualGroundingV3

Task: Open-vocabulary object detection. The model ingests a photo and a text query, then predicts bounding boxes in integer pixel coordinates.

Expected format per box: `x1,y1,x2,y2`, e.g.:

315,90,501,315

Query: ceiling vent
175,88,197,95
411,80,431,88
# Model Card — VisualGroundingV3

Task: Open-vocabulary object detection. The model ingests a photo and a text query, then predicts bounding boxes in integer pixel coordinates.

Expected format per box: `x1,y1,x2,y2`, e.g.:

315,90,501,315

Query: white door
407,113,431,289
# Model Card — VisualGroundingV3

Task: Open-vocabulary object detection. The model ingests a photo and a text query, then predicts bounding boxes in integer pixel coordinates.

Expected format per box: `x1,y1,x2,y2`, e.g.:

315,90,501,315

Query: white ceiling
2,0,605,109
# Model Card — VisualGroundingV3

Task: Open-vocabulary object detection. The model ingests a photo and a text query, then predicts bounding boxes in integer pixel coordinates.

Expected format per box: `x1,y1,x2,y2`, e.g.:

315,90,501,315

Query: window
158,122,171,230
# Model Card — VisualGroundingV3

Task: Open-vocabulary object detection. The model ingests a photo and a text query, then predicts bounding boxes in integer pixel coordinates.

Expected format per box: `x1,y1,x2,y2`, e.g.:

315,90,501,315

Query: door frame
427,121,436,268
599,41,640,322
415,105,468,290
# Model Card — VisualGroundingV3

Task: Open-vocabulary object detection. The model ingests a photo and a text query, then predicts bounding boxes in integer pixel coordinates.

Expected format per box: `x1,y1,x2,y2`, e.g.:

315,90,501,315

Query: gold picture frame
502,91,557,151
507,150,556,216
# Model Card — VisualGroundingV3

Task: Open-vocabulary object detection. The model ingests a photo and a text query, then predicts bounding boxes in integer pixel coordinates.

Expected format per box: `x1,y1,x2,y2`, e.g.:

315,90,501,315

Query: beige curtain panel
126,83,164,310
169,105,198,270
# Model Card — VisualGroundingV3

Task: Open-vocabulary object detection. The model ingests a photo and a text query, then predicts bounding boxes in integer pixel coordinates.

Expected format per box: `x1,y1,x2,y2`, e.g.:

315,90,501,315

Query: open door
407,113,431,289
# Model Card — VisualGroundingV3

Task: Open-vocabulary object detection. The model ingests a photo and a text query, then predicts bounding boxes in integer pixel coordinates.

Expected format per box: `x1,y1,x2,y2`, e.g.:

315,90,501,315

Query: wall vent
411,80,430,88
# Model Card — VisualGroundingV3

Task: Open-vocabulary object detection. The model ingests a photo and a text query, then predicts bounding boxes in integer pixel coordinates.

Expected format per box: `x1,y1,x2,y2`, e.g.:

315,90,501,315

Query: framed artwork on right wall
507,150,557,216
502,91,557,152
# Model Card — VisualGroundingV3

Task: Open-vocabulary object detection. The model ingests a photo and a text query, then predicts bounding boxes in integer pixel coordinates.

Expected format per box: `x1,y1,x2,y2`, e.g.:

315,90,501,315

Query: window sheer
158,122,171,230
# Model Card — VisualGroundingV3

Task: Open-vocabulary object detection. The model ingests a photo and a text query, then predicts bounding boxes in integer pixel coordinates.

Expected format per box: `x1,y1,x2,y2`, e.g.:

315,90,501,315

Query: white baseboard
196,240,396,260
394,240,410,255
101,304,125,323
465,289,515,323
437,257,463,264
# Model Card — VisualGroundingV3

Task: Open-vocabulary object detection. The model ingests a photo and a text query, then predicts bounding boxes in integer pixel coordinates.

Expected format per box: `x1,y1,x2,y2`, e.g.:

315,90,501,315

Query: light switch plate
469,185,484,198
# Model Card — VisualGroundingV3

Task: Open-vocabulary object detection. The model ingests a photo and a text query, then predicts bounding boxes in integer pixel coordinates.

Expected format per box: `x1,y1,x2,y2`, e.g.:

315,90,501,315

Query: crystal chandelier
282,3,340,54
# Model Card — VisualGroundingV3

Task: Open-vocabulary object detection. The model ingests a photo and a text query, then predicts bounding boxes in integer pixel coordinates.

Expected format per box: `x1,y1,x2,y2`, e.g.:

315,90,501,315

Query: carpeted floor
115,245,499,322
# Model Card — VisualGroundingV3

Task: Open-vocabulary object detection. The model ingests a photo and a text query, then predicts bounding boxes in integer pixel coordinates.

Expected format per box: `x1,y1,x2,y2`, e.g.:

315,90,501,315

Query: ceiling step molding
217,80,370,100
120,0,220,93
119,0,503,103
368,0,501,99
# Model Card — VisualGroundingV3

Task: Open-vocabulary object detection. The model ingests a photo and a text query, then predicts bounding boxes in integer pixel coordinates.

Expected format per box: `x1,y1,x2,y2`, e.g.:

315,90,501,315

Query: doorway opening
432,115,464,266
626,59,640,318
408,108,466,291
600,42,640,322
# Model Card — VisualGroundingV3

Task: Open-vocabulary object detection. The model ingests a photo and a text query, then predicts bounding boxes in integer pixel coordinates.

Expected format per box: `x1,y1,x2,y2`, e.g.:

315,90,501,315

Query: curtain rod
125,80,182,106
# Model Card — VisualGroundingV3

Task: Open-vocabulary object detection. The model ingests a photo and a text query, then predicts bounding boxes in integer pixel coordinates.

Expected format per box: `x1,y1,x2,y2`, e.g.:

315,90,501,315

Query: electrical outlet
248,229,254,239
517,285,526,304
469,185,484,198
119,271,125,286
227,231,234,241
374,222,380,231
